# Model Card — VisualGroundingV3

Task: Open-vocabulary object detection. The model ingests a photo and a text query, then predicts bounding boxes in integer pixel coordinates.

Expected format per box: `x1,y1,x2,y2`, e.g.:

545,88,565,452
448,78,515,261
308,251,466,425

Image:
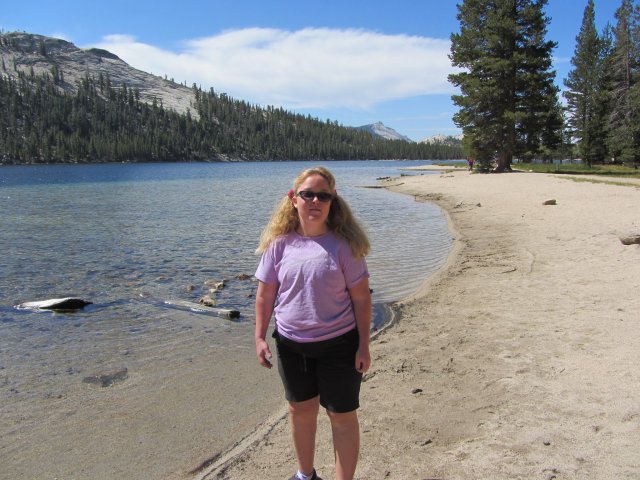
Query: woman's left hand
355,346,371,374
348,277,372,374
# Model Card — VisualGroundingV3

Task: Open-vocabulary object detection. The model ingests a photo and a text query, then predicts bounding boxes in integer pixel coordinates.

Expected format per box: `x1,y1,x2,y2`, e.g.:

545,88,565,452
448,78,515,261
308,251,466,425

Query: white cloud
92,28,456,110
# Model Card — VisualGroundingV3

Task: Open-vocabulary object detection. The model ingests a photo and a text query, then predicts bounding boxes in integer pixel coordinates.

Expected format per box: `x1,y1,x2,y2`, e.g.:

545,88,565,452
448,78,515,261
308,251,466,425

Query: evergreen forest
0,44,463,164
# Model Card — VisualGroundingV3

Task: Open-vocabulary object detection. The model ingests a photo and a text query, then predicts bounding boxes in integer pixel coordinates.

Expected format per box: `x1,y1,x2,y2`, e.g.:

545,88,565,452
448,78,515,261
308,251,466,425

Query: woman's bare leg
289,396,320,475
327,409,359,480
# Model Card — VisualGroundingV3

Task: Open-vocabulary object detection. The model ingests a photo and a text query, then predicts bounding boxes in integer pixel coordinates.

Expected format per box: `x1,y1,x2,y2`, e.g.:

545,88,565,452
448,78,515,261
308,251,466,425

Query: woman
254,166,372,480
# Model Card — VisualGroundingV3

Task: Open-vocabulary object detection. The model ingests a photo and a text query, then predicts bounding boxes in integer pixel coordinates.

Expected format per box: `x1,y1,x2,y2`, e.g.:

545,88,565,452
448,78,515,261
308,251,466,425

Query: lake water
0,160,453,478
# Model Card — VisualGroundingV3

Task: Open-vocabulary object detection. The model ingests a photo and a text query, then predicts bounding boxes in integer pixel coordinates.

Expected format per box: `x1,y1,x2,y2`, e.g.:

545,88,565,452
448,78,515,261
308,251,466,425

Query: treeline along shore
0,32,463,165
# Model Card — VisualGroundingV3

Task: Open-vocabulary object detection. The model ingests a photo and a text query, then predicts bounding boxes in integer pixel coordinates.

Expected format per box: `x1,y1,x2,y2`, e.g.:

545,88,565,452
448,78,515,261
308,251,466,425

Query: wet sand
202,168,640,479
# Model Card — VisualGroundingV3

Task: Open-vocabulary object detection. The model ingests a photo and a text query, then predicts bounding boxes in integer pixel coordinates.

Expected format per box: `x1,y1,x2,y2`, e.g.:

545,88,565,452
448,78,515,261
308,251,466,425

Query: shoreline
192,170,465,479
206,168,640,479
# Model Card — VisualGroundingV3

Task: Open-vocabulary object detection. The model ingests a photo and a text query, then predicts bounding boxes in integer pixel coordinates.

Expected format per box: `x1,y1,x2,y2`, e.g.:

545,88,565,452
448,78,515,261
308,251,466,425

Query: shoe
288,469,321,480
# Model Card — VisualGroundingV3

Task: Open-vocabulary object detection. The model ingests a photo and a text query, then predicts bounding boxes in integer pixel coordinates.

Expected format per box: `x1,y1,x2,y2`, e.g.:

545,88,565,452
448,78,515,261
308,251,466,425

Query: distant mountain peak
420,134,464,146
356,122,412,142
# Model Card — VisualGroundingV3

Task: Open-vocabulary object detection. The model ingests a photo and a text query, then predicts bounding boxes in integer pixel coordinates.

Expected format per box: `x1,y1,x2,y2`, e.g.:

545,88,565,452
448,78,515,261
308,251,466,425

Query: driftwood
164,300,240,320
15,297,92,311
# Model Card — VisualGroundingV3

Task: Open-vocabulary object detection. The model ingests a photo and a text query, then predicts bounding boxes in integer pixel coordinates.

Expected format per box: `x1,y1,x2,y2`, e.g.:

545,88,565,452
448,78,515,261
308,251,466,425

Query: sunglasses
295,190,334,202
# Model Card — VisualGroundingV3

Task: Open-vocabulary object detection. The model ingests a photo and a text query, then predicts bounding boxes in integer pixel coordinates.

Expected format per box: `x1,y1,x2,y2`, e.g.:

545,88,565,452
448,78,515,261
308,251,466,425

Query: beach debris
543,199,557,205
412,388,423,394
164,299,240,320
416,193,443,202
543,468,560,480
15,297,92,311
500,267,518,274
442,357,455,373
620,234,640,245
82,368,128,387
454,200,481,209
395,360,409,373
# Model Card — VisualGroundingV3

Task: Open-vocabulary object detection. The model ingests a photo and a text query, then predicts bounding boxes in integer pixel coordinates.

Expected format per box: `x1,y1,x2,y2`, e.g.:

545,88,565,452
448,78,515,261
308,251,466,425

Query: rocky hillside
0,32,196,116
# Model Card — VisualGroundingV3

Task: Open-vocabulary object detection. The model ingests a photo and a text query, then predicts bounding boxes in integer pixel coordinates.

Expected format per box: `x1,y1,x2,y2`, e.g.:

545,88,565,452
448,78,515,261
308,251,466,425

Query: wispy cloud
92,28,455,110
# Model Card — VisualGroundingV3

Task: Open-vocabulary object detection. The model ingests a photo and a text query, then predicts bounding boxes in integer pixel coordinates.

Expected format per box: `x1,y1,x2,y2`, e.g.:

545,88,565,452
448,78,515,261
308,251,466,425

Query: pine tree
564,0,610,166
449,0,560,172
607,0,640,165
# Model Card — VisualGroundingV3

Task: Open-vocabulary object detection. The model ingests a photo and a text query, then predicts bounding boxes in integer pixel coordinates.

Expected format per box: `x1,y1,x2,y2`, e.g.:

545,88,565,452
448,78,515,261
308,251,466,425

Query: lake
0,160,453,479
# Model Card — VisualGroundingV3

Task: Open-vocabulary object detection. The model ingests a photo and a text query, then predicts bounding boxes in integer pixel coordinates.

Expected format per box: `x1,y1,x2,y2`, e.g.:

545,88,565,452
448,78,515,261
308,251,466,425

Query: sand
198,167,640,479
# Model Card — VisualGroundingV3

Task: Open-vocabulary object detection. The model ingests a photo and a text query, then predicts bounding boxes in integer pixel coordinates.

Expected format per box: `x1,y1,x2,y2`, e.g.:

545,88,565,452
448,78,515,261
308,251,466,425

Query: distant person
254,166,372,480
467,157,474,171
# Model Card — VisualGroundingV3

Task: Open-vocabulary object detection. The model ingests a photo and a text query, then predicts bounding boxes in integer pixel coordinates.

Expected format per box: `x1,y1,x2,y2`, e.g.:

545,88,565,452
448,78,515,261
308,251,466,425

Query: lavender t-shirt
255,231,369,343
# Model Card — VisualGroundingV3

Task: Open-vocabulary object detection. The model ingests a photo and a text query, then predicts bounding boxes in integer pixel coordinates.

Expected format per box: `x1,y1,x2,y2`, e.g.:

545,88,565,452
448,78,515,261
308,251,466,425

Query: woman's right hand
256,338,273,369
255,280,278,369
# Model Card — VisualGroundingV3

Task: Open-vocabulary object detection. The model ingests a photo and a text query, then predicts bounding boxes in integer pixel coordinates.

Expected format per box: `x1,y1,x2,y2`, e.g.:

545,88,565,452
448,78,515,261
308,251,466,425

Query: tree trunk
494,150,513,172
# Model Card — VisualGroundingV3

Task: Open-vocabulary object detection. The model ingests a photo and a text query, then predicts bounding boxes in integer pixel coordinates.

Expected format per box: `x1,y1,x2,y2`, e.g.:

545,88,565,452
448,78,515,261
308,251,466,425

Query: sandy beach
199,167,640,479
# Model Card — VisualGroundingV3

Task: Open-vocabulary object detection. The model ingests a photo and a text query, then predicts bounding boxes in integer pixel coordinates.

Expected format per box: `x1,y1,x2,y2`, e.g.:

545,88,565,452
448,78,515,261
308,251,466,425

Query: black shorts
273,328,362,413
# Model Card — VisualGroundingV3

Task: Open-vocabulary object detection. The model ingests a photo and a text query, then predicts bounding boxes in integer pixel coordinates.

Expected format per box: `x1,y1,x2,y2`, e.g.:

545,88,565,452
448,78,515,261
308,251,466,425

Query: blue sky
2,0,623,141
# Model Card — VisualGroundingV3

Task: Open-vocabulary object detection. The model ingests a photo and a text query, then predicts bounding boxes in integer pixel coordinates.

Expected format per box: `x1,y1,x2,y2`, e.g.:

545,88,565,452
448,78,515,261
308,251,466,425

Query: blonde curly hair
256,166,370,257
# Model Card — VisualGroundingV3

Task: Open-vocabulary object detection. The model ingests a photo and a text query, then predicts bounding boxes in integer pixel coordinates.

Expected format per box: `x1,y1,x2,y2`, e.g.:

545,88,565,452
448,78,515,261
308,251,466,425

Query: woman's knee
325,409,358,427
288,396,320,417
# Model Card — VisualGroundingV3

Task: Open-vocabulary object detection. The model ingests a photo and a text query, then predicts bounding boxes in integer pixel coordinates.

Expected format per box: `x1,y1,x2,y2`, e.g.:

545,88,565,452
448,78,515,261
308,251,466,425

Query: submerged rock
82,368,128,387
15,297,92,311
199,295,217,307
